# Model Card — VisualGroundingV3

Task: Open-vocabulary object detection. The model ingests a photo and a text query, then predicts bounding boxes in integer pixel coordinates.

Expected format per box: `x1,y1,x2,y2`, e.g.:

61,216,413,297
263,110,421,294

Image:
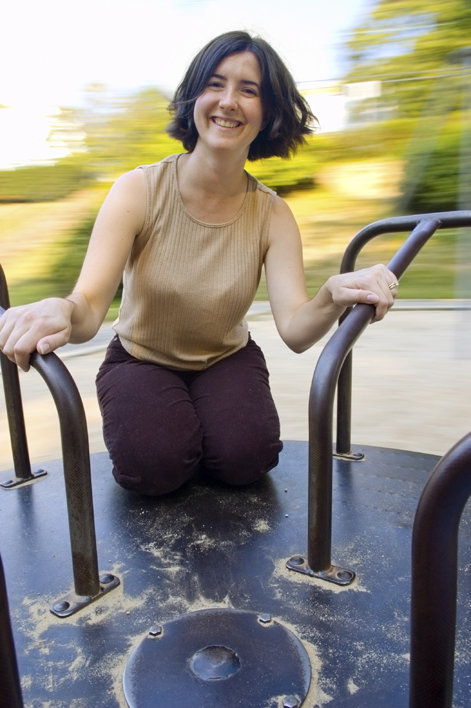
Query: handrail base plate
50,573,120,617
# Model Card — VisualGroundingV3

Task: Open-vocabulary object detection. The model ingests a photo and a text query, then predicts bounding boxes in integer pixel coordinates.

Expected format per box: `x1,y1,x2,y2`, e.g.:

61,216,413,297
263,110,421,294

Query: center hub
190,645,241,681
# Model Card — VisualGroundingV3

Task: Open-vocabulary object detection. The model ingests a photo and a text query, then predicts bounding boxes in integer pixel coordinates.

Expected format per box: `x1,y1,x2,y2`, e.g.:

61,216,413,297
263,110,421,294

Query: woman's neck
176,148,249,223
180,147,248,196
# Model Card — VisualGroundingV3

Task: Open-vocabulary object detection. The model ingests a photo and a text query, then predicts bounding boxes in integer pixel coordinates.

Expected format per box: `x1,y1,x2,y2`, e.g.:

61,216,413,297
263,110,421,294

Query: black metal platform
1,441,470,707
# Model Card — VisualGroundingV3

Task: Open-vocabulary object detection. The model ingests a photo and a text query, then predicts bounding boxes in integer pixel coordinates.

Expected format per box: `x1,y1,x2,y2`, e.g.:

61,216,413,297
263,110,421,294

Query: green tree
346,0,471,119
344,0,471,213
74,84,182,179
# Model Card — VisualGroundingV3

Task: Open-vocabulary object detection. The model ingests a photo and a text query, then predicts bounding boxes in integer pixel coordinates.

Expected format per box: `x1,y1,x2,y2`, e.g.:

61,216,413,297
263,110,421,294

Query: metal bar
0,266,32,480
308,218,440,573
409,432,471,708
0,305,100,598
335,210,471,455
340,211,471,274
334,351,355,457
0,554,24,708
29,349,101,598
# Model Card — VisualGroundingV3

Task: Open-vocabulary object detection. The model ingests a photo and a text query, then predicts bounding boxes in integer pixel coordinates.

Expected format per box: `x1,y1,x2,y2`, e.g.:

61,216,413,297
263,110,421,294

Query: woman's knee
109,431,202,496
203,430,283,486
96,344,203,495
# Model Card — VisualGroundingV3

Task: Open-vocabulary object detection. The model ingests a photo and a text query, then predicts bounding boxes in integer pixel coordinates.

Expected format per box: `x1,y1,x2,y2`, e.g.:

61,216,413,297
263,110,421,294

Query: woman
0,31,398,496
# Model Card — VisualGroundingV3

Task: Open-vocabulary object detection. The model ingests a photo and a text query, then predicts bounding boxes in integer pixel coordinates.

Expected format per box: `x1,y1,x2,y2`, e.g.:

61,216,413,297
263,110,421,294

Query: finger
0,313,19,349
36,331,70,356
337,288,379,308
4,326,66,371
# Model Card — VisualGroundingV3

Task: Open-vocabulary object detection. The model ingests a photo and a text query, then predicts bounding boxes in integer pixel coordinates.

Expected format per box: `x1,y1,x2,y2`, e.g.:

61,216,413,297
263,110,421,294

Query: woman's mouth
212,117,242,128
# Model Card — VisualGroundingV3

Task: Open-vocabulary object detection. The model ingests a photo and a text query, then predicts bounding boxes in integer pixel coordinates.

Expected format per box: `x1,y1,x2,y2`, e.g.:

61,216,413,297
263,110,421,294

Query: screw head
283,696,299,708
148,625,162,637
289,555,305,567
99,573,115,585
257,613,272,624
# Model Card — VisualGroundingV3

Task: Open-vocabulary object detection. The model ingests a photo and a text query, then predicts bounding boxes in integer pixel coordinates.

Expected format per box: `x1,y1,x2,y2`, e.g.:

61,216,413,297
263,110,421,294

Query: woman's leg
189,338,283,485
96,337,203,495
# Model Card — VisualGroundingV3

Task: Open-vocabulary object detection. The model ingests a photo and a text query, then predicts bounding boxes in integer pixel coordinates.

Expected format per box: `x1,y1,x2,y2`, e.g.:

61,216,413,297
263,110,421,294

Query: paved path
1,302,470,472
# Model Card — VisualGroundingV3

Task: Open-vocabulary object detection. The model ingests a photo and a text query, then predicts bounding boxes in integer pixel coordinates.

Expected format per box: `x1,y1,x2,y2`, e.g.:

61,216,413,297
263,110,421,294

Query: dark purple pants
96,336,282,496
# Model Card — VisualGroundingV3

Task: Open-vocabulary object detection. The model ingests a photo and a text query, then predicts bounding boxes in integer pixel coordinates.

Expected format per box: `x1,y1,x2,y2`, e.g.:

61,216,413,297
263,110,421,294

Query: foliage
344,0,471,211
48,214,98,297
48,200,122,304
315,119,412,162
76,84,182,178
0,159,90,203
345,0,471,120
401,118,463,212
247,138,320,193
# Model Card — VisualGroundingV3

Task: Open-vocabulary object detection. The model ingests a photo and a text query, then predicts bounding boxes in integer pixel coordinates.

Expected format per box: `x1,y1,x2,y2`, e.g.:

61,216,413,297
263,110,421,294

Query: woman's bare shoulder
269,194,299,237
112,167,147,194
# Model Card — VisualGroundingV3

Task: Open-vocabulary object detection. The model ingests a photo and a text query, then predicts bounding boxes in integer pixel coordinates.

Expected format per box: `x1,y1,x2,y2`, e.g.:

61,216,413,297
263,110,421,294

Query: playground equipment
1,211,471,707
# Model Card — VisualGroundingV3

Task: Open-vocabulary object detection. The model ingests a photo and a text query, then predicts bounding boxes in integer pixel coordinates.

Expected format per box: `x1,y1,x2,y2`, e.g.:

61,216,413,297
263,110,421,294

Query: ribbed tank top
113,154,276,370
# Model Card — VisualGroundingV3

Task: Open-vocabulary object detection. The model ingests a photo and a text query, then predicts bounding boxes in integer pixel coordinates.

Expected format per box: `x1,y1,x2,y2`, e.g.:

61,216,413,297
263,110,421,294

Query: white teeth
213,117,240,128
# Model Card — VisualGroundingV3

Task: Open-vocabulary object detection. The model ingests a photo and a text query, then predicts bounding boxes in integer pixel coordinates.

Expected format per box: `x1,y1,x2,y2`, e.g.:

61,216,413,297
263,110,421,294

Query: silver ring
388,281,399,290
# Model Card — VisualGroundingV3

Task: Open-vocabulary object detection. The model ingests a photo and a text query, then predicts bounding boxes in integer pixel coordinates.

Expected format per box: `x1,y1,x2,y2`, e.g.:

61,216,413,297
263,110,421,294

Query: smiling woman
167,31,315,160
0,30,399,498
192,52,265,160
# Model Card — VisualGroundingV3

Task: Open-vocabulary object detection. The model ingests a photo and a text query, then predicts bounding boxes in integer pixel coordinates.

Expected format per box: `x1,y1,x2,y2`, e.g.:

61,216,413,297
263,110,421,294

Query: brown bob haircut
167,30,317,161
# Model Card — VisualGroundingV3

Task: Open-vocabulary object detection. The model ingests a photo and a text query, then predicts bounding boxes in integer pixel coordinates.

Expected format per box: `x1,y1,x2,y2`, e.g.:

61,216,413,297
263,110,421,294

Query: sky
0,0,373,167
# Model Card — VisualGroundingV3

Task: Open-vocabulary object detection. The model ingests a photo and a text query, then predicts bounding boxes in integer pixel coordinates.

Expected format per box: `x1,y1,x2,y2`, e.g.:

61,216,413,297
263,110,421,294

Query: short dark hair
167,30,317,161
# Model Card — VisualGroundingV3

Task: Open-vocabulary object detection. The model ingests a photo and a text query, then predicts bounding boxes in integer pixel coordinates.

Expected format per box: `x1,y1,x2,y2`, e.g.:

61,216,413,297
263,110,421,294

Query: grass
0,159,463,310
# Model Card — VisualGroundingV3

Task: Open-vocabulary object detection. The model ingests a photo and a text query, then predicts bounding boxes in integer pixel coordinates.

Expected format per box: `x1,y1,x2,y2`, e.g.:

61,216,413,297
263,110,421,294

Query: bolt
52,601,70,613
148,625,163,637
289,556,304,567
257,613,271,624
100,574,114,585
283,696,299,708
337,570,353,582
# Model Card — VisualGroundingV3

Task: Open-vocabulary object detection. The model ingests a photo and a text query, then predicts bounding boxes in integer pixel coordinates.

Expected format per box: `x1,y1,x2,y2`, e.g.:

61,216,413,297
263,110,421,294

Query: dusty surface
1,303,470,474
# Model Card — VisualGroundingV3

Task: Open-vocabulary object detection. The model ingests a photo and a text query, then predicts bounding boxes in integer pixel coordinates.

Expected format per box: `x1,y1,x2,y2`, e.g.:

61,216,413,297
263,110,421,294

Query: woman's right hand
0,298,75,371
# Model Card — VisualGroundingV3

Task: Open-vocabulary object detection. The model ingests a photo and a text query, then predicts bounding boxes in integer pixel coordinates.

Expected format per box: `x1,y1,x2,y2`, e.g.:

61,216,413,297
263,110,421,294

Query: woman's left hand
325,264,398,323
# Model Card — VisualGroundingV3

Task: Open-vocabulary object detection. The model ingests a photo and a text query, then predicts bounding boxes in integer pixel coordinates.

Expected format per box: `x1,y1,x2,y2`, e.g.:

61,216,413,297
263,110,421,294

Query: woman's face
193,51,265,158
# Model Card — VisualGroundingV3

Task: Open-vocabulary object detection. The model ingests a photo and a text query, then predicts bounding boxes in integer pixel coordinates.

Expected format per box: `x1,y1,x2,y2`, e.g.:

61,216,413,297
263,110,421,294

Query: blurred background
1,0,470,470
1,0,471,307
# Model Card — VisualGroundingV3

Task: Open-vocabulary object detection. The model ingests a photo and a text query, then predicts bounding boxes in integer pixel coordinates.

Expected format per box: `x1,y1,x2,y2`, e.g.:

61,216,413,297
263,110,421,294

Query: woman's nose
219,88,237,111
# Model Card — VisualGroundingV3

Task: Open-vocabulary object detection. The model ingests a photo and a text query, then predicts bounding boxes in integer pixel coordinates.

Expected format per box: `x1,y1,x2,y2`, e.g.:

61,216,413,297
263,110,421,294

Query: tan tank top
113,154,275,370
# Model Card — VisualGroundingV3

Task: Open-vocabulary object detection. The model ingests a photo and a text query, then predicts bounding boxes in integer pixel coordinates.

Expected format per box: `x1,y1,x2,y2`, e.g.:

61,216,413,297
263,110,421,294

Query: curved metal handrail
0,304,100,597
340,211,471,274
336,210,471,455
0,552,24,708
0,301,119,614
409,431,471,708
305,217,441,579
0,265,37,483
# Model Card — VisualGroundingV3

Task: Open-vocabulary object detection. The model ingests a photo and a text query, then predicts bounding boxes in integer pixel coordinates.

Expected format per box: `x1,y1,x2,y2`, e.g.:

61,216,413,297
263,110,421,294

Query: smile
212,117,242,128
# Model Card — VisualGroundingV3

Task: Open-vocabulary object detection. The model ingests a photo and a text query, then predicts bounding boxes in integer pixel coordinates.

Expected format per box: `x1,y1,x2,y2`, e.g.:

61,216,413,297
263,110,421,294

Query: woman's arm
264,196,397,353
0,168,147,370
